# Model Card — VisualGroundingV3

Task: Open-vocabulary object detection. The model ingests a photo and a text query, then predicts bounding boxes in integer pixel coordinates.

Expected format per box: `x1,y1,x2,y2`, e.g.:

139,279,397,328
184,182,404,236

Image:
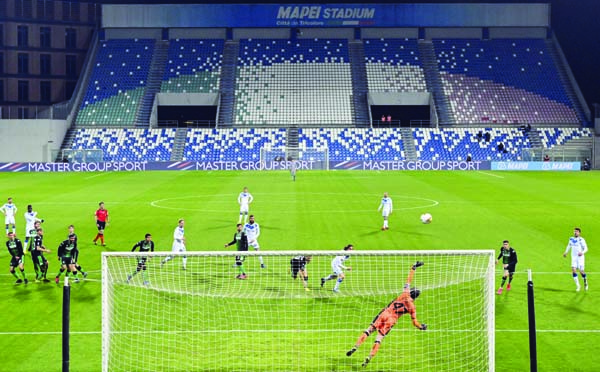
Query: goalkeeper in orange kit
346,261,427,368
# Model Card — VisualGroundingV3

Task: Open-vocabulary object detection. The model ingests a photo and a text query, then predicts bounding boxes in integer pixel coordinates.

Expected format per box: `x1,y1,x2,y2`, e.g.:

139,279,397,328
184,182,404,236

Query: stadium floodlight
102,250,494,372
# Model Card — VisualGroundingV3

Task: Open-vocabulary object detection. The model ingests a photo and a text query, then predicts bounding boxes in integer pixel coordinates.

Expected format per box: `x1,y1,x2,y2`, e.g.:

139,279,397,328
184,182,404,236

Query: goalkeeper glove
412,261,424,270
420,323,427,331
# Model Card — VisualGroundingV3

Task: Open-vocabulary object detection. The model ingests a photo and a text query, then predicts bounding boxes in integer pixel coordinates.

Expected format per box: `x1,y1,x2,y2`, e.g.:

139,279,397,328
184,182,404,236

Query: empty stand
234,39,354,126
538,127,593,148
77,39,155,126
433,39,580,124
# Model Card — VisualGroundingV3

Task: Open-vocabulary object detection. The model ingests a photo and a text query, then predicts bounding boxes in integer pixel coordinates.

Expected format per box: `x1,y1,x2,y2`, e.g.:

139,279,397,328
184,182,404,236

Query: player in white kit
244,215,264,268
1,197,17,235
24,205,43,248
161,219,187,270
377,192,393,230
563,227,589,291
321,244,353,292
238,187,254,224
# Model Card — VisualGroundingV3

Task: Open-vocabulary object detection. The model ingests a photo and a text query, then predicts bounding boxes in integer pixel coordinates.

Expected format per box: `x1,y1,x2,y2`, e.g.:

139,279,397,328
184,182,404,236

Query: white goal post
102,250,494,372
259,146,329,170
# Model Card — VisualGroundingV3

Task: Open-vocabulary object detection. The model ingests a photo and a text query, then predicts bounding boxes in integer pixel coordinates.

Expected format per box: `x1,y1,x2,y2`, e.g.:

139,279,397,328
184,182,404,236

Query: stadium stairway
169,127,188,161
527,127,544,149
135,40,168,127
418,41,453,125
55,127,77,161
217,40,239,126
400,127,418,160
286,127,300,160
348,41,370,127
544,39,588,125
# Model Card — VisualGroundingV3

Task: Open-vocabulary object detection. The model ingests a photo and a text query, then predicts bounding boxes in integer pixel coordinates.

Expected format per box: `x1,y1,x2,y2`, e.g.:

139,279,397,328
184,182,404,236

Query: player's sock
508,275,514,283
501,276,507,287
334,278,343,291
20,269,26,280
370,341,381,358
10,270,19,279
346,347,357,357
238,215,242,223
141,270,148,281
182,256,187,270
4,226,8,234
573,273,580,286
100,235,105,245
57,268,66,278
257,255,264,266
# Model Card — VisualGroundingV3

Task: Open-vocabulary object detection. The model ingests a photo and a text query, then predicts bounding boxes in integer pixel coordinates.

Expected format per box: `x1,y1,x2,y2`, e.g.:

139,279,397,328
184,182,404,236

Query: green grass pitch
0,170,598,371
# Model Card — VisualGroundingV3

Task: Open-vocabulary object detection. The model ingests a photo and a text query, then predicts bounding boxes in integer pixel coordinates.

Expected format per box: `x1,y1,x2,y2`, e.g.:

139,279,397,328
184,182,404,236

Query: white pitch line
1,329,599,336
477,171,505,179
84,172,113,180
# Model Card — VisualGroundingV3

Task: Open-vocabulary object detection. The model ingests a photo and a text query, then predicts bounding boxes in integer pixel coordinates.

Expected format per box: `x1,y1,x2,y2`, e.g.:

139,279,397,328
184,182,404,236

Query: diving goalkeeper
346,261,427,368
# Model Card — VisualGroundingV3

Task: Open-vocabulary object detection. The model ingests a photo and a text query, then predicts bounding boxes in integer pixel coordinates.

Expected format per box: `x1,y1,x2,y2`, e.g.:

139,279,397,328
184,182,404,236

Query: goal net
102,250,494,372
260,146,329,170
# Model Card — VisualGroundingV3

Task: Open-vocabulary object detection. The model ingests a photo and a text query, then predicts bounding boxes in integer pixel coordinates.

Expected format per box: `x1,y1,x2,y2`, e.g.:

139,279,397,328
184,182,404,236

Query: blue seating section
538,128,593,148
162,39,224,93
413,128,531,161
299,128,406,161
70,128,176,161
234,39,353,125
433,39,579,124
182,128,287,161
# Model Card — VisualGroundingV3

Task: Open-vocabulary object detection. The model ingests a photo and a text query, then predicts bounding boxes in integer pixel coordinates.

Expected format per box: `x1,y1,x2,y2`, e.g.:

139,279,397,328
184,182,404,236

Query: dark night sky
95,0,600,114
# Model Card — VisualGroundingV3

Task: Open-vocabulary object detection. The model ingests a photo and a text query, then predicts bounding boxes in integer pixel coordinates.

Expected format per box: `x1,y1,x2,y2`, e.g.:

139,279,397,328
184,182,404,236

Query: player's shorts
10,256,23,267
25,226,36,238
504,264,516,274
372,312,397,336
249,240,260,249
381,209,391,218
332,264,345,276
239,205,249,214
96,221,106,231
172,242,186,253
5,216,15,225
290,259,306,279
235,256,246,266
571,256,585,271
137,257,148,268
60,256,74,266
32,253,48,267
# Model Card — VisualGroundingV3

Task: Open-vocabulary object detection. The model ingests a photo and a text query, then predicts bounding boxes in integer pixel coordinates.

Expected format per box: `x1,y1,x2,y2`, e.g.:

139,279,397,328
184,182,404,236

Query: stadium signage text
277,6,375,20
194,160,315,171
491,161,581,171
360,160,485,171
26,161,147,172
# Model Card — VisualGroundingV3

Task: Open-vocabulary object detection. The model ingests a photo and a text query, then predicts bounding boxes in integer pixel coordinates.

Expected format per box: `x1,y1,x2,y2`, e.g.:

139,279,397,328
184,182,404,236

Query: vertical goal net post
102,250,495,372
259,146,329,170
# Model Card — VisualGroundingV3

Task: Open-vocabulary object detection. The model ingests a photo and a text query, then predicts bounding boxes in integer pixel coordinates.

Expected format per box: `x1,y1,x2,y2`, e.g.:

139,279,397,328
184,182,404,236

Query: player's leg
18,261,27,284
238,210,243,224
32,256,41,281
333,272,346,292
363,333,386,366
579,258,587,290
497,268,508,294
507,266,515,290
235,256,247,279
56,263,67,283
347,325,375,356
69,263,81,281
252,242,265,268
382,214,389,230
142,264,149,285
321,273,337,287
571,260,581,291
10,264,22,283
181,246,187,270
41,259,50,282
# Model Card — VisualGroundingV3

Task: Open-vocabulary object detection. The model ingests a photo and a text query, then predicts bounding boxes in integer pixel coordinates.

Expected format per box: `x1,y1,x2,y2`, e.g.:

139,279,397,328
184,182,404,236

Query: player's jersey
1,203,17,217
132,240,155,253
32,235,44,254
24,212,39,231
379,197,393,212
228,231,249,252
96,209,108,222
332,255,350,268
57,239,76,258
378,291,416,323
565,236,588,258
498,247,517,265
244,222,260,241
6,239,24,257
173,226,185,244
238,192,253,207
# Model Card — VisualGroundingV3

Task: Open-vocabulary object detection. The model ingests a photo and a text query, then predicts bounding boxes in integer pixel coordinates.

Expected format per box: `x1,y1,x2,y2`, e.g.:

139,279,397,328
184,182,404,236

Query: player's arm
106,211,109,225
510,250,518,265
248,194,253,204
581,239,588,255
131,241,140,252
17,241,24,257
389,199,393,213
57,241,65,258
405,261,424,289
150,241,155,253
563,242,571,257
255,224,260,239
377,201,382,211
410,308,426,330
224,234,237,247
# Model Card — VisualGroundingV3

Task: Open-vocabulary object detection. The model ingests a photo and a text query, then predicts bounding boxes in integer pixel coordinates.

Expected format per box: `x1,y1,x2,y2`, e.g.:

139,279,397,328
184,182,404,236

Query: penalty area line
477,171,505,179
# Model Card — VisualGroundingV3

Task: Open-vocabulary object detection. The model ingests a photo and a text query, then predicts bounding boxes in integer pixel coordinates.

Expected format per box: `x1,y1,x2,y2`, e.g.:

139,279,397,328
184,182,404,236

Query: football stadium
0,1,599,371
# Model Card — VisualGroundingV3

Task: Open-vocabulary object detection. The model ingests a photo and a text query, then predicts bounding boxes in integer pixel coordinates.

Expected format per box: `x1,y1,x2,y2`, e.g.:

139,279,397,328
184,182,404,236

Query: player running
224,223,249,279
55,234,81,283
495,240,518,295
93,202,109,246
290,255,311,291
1,197,17,235
321,244,353,293
238,187,254,224
24,205,42,248
377,192,393,231
346,261,427,368
563,227,588,291
161,219,187,270
244,215,264,268
6,232,28,284
128,233,154,285
31,227,51,282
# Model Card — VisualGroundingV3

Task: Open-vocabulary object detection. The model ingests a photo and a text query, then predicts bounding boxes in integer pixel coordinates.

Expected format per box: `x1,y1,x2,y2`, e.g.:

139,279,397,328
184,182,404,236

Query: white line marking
477,171,505,179
84,172,113,180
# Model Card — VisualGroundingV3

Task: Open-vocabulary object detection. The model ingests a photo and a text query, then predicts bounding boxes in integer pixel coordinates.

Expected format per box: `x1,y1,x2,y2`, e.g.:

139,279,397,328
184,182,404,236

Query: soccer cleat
333,288,340,293
385,226,389,230
182,266,187,271
35,279,41,283
55,277,59,284
42,278,51,283
93,241,97,245
585,283,589,291
320,278,325,288
506,284,511,291
576,286,581,292
143,281,150,286
24,278,28,284
160,260,165,268
15,279,23,284
73,278,80,283
346,347,357,357
126,275,132,283
362,356,371,367
260,264,266,269
82,272,88,278
239,274,248,280
381,227,385,231
496,287,503,295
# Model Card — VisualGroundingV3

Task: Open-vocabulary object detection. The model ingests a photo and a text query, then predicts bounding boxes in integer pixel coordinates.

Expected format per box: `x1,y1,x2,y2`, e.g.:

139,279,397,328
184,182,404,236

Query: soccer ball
420,213,432,224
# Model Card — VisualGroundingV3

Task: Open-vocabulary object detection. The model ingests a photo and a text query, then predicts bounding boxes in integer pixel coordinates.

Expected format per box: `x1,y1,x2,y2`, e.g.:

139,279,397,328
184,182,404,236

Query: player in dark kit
290,255,312,291
31,228,51,282
6,232,28,284
68,225,87,278
55,234,82,283
346,261,427,368
93,202,109,246
127,234,155,285
225,224,249,279
496,240,518,295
